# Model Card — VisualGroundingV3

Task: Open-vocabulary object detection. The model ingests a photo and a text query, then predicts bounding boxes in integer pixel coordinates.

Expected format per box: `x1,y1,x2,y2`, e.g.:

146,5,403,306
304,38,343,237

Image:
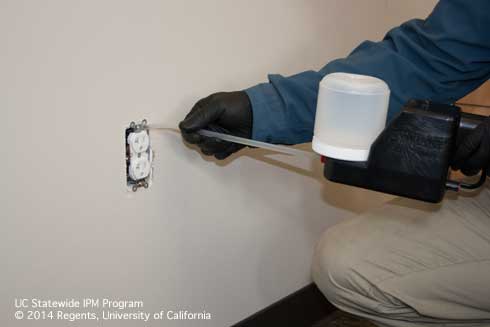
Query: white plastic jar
312,73,390,161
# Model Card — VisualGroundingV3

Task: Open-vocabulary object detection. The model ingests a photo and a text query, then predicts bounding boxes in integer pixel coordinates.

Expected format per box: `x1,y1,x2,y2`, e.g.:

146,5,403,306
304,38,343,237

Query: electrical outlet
129,153,151,180
125,119,153,192
128,130,150,153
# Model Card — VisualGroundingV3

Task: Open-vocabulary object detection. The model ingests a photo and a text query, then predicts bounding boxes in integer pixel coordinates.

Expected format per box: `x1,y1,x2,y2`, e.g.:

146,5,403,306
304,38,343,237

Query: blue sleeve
246,0,490,144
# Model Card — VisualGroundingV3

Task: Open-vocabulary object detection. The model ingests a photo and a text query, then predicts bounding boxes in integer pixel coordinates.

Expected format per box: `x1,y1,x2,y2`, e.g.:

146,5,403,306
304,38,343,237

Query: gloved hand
179,91,253,160
452,116,490,176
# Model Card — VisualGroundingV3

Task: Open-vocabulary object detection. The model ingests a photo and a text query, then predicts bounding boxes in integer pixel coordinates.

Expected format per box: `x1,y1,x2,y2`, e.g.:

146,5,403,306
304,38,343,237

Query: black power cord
446,169,487,192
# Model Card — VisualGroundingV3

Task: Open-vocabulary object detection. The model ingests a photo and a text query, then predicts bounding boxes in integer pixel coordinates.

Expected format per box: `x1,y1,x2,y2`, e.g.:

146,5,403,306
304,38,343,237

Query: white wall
386,0,438,27
1,1,436,326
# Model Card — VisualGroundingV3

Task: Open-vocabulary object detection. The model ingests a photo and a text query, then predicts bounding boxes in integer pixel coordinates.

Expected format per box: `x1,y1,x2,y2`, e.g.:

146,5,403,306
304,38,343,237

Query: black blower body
323,100,486,203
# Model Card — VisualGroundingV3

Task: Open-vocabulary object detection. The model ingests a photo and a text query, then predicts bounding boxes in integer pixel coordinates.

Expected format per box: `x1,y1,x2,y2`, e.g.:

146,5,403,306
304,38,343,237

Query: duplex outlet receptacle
125,119,153,192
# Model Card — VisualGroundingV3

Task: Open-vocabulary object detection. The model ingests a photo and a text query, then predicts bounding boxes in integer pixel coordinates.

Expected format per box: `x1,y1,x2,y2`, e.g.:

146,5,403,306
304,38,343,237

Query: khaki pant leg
312,187,490,327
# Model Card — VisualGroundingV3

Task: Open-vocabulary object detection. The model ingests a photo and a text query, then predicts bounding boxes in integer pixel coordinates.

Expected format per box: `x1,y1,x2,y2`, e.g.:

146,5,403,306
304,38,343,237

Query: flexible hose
459,169,487,190
446,169,487,192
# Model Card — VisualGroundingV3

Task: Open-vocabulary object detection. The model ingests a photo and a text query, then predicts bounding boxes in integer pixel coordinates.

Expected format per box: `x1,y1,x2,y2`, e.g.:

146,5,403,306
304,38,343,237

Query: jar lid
320,73,390,95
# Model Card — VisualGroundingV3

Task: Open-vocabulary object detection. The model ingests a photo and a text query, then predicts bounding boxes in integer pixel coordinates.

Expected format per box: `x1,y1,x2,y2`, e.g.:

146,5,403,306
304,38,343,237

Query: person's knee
312,221,408,316
312,223,361,307
312,221,389,313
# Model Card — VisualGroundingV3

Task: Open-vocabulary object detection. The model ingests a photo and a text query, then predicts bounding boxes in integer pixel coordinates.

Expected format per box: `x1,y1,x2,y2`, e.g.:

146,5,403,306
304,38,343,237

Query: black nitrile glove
452,116,490,176
179,91,253,160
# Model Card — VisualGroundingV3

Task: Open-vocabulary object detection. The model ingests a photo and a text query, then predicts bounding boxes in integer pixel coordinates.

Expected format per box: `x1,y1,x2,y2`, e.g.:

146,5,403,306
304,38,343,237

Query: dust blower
313,73,487,203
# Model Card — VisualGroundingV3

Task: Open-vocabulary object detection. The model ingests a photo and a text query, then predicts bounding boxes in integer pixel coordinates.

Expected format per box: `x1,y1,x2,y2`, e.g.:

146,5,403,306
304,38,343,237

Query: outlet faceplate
125,119,153,192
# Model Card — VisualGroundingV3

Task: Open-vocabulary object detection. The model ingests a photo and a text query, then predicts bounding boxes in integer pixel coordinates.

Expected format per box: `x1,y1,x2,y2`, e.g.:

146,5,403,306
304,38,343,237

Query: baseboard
231,283,336,327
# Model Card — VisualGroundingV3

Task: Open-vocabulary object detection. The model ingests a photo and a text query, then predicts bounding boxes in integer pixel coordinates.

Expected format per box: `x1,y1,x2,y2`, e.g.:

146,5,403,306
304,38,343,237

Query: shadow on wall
179,135,392,215
235,149,392,215
155,127,396,215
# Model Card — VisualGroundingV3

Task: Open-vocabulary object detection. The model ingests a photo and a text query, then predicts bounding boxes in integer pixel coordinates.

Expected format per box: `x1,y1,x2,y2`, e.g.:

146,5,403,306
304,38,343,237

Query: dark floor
313,311,376,327
232,284,377,327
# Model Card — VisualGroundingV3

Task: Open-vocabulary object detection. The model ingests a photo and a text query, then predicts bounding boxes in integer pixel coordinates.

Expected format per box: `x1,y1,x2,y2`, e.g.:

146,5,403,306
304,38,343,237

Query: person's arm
246,0,490,144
